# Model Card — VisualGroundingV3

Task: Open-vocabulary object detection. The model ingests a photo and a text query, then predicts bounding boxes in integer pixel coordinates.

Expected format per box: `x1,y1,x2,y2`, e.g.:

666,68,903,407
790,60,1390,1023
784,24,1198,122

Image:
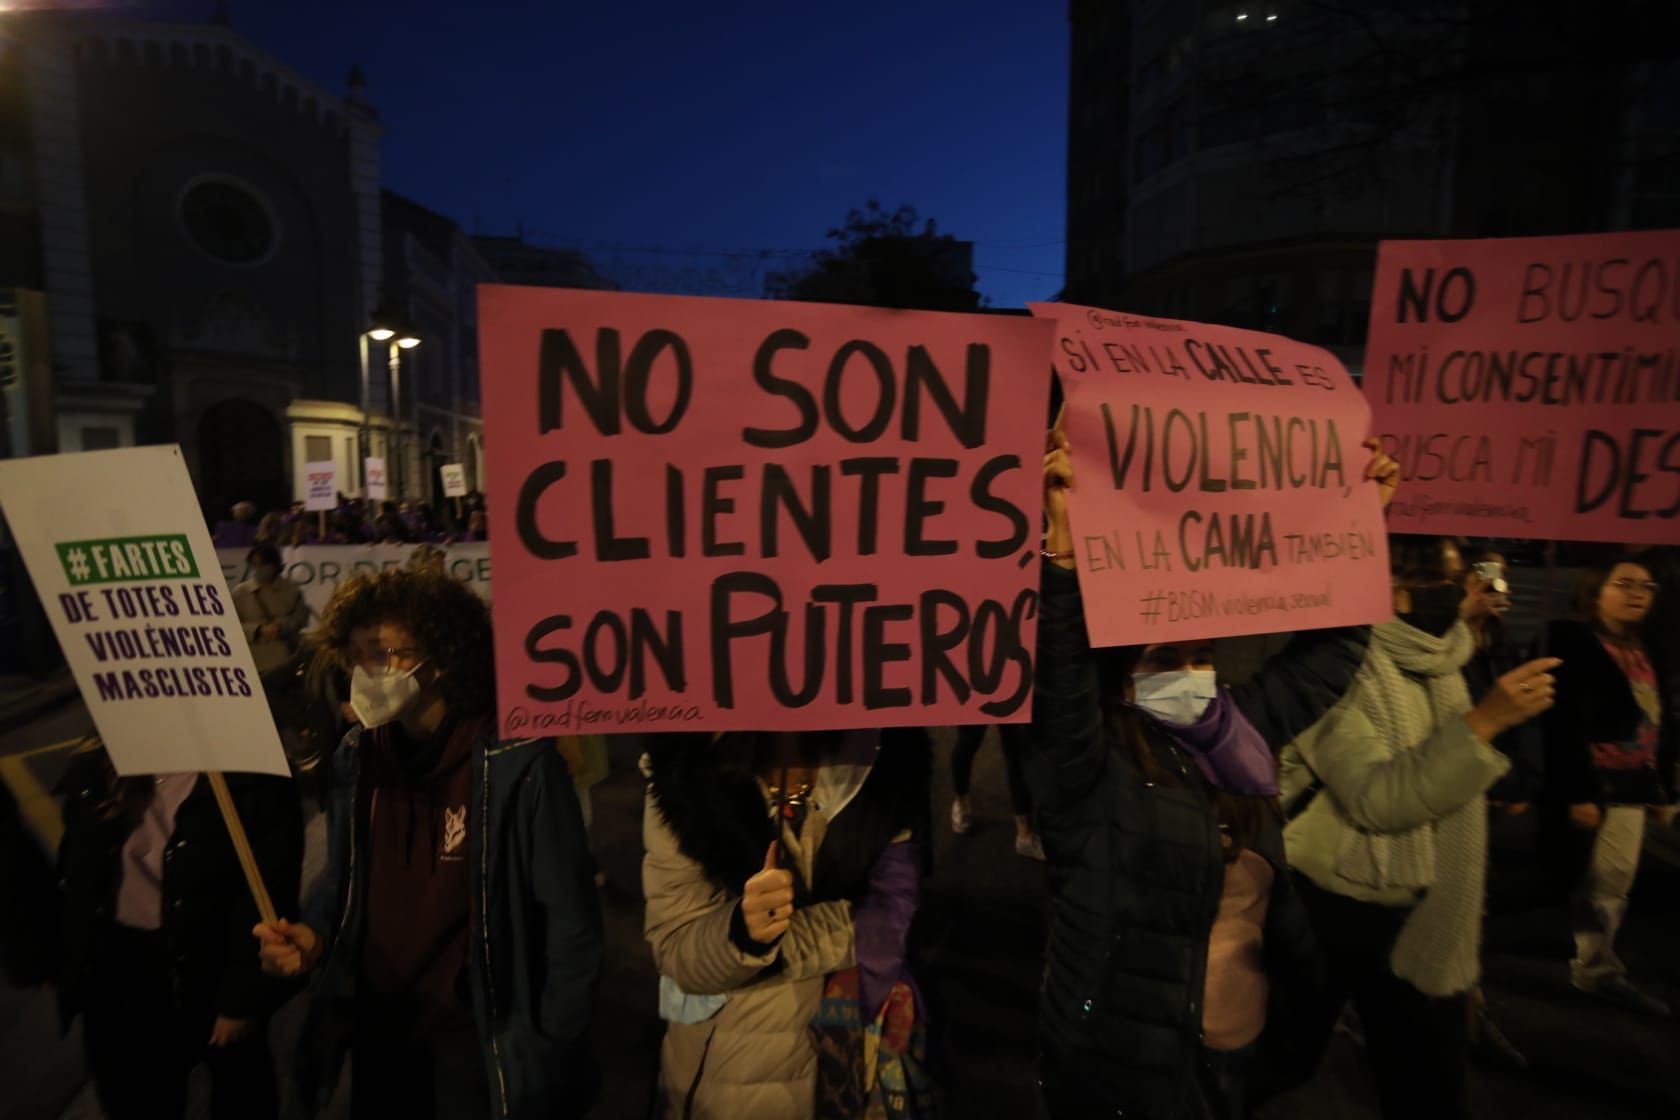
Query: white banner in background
218,542,492,617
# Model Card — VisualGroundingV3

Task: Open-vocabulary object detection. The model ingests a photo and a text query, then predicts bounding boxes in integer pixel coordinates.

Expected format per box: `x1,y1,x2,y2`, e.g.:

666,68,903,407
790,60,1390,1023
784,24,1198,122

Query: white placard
0,446,289,777
305,460,338,511
365,457,388,502
440,463,468,498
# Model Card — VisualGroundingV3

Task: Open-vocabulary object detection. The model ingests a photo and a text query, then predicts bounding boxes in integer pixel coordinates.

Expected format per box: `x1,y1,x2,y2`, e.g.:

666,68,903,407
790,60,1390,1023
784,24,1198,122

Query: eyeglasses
353,646,421,671
1610,578,1659,594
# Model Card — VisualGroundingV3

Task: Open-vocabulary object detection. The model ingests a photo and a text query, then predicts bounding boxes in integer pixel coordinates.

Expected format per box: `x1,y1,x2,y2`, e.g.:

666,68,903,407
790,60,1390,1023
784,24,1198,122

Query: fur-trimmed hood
643,728,931,902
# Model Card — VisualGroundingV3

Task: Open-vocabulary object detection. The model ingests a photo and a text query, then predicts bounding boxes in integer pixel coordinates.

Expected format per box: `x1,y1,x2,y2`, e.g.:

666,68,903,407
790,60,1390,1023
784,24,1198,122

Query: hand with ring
741,842,794,944
1466,657,1561,743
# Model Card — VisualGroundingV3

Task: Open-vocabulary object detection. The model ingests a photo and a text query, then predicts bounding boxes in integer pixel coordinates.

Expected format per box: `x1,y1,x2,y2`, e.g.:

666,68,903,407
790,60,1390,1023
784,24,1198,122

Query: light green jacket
1280,698,1510,907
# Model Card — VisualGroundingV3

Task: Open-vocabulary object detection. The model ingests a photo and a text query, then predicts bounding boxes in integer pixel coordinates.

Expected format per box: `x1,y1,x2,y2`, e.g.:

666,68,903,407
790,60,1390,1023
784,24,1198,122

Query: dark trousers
352,1008,490,1120
82,923,278,1120
1294,874,1469,1120
951,723,1032,815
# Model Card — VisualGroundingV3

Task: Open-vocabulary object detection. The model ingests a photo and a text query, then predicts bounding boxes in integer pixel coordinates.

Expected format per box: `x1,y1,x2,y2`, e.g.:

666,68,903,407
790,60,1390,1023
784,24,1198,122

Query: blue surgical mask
1131,669,1219,727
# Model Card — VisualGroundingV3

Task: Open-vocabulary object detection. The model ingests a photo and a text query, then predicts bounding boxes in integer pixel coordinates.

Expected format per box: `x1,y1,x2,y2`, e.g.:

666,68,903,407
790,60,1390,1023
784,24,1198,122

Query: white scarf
1335,619,1488,996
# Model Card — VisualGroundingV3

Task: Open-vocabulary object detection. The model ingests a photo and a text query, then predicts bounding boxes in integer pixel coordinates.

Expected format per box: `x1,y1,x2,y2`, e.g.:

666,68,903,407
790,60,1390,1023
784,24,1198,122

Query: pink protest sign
1028,302,1392,647
479,286,1056,735
1365,231,1680,543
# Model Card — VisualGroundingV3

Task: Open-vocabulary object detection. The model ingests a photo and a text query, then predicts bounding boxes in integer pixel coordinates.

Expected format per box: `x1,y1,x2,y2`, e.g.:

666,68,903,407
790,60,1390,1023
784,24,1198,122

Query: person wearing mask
57,739,302,1120
642,728,932,1119
254,568,602,1120
1455,547,1540,1070
233,545,310,677
1280,535,1558,1119
1538,556,1673,1017
949,723,1043,860
1027,429,1394,1118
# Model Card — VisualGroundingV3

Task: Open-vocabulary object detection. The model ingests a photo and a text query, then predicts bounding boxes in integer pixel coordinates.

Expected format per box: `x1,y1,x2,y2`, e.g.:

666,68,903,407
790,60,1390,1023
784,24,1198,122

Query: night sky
130,0,1071,308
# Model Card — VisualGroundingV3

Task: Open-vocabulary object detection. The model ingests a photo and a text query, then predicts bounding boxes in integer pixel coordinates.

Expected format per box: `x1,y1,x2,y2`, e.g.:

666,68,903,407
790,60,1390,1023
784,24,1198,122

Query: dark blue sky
140,0,1071,307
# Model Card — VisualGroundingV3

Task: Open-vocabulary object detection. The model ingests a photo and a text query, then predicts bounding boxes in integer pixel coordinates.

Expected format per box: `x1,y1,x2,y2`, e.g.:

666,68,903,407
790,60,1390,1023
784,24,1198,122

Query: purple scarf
1153,688,1278,797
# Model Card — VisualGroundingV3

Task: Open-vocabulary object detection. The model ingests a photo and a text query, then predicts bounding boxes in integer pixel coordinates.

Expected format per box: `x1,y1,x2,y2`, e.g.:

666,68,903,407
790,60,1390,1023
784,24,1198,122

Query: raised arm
1228,625,1371,748
1021,423,1111,815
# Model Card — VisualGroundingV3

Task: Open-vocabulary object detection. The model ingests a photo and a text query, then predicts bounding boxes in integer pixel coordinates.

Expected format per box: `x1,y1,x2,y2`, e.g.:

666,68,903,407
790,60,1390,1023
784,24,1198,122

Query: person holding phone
1280,535,1559,1119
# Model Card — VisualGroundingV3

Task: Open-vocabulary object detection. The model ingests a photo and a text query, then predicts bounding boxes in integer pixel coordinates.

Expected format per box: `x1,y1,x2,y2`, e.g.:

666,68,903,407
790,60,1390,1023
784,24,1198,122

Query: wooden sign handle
207,771,278,926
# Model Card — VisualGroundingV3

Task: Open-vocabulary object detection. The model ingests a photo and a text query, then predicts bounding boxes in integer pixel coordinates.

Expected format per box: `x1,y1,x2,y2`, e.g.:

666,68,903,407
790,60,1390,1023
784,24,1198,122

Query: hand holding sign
1363,437,1402,510
252,917,323,977
1043,420,1075,568
741,841,794,945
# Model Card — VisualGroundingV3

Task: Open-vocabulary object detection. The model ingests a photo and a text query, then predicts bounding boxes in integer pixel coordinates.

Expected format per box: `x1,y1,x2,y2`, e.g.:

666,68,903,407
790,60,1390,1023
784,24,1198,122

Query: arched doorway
197,398,285,517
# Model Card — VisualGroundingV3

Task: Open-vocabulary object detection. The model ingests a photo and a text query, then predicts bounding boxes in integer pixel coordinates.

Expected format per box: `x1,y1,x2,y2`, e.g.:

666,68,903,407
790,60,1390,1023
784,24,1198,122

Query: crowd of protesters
2,424,1677,1120
210,493,490,551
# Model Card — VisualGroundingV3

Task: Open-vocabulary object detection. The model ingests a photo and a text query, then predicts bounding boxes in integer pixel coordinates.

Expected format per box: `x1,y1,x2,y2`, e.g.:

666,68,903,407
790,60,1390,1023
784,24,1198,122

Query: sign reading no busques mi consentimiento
1365,230,1680,543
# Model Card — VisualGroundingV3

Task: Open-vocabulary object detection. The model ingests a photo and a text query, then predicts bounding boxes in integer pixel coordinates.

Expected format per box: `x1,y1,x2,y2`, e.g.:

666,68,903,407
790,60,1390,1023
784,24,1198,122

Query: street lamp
358,314,420,497
388,329,421,498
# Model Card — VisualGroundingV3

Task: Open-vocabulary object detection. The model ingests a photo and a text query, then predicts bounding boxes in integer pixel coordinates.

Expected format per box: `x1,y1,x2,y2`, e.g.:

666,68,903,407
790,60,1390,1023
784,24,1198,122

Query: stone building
1,9,386,516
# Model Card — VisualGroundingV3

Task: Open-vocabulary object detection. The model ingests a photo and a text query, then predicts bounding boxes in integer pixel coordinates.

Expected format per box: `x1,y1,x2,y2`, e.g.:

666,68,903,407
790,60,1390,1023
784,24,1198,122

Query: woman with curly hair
253,568,602,1120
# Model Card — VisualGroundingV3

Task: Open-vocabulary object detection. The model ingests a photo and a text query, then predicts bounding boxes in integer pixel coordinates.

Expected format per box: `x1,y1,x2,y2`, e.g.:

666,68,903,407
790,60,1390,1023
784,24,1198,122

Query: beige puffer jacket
643,783,857,1120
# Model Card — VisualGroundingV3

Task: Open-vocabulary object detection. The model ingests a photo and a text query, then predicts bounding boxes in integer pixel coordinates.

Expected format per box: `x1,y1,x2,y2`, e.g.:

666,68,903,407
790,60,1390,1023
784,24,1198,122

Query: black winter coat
1539,618,1670,807
55,749,303,1030
1025,564,1367,1118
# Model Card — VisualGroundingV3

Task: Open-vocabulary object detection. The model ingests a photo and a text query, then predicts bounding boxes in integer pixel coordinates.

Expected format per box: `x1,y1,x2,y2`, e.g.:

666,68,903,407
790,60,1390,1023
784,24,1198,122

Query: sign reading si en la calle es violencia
479,285,1057,735
1365,230,1680,543
0,446,288,777
1028,302,1393,647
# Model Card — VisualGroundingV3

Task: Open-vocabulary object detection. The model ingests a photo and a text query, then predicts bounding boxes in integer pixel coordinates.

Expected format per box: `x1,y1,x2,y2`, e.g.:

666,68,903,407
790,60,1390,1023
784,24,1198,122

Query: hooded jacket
1026,564,1364,1117
298,723,602,1120
641,730,930,1120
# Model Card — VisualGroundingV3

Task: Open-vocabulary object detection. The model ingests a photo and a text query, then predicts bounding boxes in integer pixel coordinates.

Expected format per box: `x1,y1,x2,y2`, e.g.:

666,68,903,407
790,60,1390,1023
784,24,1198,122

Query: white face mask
349,661,427,728
1131,669,1218,727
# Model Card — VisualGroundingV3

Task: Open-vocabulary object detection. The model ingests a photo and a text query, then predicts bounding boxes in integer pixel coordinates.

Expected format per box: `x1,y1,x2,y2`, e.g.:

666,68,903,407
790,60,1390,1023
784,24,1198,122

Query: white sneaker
1015,833,1046,861
950,797,973,835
